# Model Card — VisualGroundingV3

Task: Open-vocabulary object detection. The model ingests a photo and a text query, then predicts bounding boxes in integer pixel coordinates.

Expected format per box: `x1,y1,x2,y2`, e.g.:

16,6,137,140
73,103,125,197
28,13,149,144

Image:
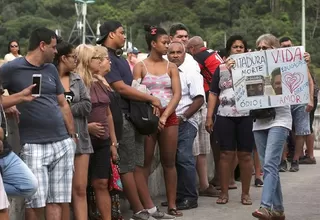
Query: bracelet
111,142,119,148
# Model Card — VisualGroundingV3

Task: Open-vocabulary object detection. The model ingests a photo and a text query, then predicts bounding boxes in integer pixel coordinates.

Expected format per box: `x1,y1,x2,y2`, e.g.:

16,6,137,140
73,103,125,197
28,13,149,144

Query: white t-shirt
4,53,22,63
252,106,292,131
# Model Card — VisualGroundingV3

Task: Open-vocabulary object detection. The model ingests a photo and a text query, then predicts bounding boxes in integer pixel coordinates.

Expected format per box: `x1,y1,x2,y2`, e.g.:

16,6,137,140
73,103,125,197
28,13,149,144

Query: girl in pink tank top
133,25,182,217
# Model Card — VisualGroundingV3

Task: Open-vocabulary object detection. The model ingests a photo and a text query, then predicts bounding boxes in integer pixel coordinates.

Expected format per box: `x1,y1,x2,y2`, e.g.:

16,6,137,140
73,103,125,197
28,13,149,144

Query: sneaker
299,156,317,164
199,184,220,197
130,210,156,220
271,210,286,220
279,160,288,172
254,178,264,187
150,207,175,219
289,160,299,172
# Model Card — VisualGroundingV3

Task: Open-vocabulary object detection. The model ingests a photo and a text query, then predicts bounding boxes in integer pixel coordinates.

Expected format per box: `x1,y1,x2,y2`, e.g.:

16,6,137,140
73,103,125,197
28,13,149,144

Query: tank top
64,91,75,105
140,61,173,107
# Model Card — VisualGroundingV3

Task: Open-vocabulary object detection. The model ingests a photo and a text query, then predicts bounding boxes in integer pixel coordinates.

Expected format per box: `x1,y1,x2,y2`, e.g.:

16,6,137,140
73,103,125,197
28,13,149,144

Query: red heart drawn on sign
282,72,304,93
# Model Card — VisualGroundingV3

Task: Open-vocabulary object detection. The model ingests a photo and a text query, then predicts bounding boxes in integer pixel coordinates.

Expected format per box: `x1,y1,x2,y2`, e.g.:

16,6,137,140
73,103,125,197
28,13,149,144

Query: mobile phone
32,74,42,97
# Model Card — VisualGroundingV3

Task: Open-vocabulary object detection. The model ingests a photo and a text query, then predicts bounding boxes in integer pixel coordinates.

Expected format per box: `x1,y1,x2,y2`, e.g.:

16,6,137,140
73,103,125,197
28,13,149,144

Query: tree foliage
1,0,320,79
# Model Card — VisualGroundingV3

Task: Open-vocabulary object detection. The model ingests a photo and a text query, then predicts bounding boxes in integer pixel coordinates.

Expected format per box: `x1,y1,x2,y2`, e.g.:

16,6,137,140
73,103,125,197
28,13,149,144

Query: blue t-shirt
105,49,133,112
0,57,69,145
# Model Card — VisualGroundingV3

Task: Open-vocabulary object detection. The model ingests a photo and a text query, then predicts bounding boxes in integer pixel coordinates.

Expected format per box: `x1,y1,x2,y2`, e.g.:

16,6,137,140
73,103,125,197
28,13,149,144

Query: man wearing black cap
97,21,172,220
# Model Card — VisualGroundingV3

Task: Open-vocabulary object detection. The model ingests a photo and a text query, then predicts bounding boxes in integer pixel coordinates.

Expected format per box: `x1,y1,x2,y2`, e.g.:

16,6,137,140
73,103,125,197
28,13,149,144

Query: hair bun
144,25,152,32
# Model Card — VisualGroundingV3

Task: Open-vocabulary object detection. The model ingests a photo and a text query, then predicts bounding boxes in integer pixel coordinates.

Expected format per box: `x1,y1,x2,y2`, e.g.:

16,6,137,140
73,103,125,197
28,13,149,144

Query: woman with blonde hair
76,44,118,220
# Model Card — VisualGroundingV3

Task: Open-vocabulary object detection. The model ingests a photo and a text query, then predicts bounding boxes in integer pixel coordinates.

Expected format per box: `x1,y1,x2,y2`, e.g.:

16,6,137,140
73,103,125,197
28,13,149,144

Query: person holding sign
278,37,315,172
251,34,292,220
205,35,254,206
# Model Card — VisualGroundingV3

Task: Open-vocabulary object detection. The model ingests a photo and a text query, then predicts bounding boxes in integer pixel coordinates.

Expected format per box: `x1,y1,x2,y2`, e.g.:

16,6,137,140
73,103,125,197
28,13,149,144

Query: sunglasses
256,46,271,51
10,45,18,48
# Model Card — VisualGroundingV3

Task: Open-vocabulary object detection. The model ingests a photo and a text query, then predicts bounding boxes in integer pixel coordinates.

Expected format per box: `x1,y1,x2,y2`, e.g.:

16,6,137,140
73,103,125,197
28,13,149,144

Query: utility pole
68,0,96,44
82,2,87,44
302,0,306,48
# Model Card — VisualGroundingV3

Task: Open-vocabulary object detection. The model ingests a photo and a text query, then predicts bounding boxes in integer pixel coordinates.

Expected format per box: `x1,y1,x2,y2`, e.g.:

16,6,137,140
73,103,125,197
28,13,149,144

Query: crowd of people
0,20,317,220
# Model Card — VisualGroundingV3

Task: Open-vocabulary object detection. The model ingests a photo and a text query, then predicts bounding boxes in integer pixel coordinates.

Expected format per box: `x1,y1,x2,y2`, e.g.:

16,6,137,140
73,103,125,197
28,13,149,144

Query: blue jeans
254,127,289,212
176,122,198,201
0,151,38,197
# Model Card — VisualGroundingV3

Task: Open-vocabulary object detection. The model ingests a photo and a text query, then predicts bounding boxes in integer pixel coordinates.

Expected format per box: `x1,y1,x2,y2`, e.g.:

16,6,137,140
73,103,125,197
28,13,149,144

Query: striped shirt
176,55,205,129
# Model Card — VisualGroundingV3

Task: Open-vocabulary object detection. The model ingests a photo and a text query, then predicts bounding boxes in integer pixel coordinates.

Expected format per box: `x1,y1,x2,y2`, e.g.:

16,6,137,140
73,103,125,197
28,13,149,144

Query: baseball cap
96,20,122,45
127,47,140,55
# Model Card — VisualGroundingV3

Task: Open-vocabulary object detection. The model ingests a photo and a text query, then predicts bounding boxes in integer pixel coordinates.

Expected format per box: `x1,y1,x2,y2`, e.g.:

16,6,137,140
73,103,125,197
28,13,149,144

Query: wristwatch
70,133,79,139
111,142,119,148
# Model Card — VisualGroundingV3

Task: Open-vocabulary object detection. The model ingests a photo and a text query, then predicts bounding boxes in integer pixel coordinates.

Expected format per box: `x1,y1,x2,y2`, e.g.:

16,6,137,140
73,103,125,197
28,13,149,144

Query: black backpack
127,101,159,135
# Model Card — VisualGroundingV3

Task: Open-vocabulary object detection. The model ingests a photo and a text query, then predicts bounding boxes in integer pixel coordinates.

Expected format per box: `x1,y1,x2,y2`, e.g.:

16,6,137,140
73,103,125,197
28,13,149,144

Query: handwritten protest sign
230,46,309,111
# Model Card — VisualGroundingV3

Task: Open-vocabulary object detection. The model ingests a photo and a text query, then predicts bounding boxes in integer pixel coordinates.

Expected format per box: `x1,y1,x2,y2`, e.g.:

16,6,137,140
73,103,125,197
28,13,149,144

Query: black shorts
89,138,111,179
215,115,254,152
310,97,318,133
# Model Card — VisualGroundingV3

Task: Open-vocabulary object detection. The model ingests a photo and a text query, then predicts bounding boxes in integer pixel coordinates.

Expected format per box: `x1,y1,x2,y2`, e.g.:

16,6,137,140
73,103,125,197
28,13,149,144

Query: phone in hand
32,74,42,97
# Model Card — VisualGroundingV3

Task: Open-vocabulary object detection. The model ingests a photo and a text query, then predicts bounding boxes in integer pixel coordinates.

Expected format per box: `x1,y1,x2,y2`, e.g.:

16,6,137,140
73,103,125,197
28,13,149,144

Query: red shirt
196,47,223,92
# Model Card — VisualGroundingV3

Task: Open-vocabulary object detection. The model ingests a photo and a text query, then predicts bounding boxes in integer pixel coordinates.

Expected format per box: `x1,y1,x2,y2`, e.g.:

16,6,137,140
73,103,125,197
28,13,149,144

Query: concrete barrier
147,144,215,197
6,117,25,220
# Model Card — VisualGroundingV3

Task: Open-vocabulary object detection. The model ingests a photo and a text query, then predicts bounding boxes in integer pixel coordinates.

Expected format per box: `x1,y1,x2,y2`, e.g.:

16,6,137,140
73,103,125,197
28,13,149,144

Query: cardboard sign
230,46,309,111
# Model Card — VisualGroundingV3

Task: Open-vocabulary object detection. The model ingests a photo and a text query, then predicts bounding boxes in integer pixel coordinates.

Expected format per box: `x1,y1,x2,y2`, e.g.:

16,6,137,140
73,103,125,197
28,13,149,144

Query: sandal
252,207,272,220
215,184,237,190
241,194,252,205
216,195,229,204
168,208,183,217
271,210,285,220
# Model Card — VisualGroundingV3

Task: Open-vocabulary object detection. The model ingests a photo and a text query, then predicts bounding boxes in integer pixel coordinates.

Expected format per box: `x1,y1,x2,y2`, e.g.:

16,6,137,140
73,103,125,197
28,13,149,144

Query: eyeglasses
10,45,18,48
92,56,110,61
66,55,77,59
232,45,244,49
257,46,271,51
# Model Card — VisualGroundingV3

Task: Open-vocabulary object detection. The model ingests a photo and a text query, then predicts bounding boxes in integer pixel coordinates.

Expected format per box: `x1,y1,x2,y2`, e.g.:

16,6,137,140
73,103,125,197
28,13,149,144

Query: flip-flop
168,208,183,217
241,194,252,205
215,185,237,190
216,196,229,204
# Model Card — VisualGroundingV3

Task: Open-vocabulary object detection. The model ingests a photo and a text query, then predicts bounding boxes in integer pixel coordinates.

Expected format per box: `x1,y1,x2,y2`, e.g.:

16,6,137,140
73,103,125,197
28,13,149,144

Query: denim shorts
291,104,311,135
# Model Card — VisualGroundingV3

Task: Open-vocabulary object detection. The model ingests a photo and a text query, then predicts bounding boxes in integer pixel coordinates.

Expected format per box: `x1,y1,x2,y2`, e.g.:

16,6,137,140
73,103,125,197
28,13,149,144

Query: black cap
96,20,122,45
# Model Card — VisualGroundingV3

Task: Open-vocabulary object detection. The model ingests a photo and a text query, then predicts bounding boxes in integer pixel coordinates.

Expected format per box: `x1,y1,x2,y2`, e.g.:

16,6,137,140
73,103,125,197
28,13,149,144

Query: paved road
123,151,320,220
